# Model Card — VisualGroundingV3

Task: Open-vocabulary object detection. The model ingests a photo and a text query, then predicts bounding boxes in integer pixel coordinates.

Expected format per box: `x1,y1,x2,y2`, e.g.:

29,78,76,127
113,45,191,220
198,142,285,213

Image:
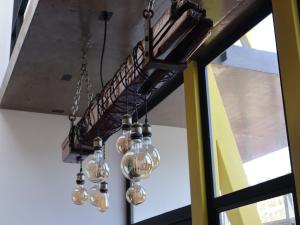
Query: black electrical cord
103,142,106,161
144,95,148,123
76,155,83,173
125,75,129,114
100,18,108,89
79,158,83,173
134,84,139,123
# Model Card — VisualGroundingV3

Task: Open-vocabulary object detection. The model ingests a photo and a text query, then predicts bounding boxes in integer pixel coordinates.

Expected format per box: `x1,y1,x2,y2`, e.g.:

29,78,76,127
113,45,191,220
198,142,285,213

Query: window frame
197,3,300,225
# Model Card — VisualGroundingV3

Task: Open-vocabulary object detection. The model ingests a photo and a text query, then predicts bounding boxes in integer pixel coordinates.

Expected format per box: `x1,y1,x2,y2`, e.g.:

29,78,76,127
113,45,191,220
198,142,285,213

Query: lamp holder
98,11,113,22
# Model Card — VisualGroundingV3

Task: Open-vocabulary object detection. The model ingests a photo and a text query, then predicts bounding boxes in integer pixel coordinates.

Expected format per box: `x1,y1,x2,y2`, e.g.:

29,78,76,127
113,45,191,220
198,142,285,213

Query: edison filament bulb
121,122,153,181
116,114,132,154
126,182,146,205
89,182,109,212
72,172,88,205
142,122,160,170
85,137,109,183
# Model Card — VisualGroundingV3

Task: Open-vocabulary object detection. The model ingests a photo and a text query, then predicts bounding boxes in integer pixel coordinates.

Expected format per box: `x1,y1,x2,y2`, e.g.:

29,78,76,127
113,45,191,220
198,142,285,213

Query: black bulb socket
93,136,103,149
142,122,152,137
76,172,85,185
100,181,108,193
131,122,143,140
122,114,132,131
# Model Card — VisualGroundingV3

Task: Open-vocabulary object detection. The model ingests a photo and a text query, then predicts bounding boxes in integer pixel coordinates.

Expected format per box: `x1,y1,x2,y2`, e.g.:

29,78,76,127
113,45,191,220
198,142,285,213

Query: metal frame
62,1,212,163
198,66,299,224
133,206,191,225
197,65,220,225
197,1,300,224
214,174,296,213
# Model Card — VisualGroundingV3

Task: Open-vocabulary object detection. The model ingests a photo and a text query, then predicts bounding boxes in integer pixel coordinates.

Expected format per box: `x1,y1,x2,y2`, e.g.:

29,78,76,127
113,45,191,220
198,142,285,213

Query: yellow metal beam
272,0,300,217
183,61,208,225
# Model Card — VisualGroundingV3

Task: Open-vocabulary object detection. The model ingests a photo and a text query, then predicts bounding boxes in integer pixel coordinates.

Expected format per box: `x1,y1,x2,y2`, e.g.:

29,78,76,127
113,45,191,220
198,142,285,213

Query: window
220,195,296,225
209,14,291,196
198,12,299,225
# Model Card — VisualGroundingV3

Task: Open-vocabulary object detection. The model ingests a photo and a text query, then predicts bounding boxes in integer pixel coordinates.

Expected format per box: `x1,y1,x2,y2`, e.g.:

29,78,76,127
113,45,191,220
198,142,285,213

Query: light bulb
89,182,109,212
71,172,88,205
72,185,88,205
126,182,146,205
143,137,160,169
116,130,131,154
142,123,160,170
121,123,153,181
116,114,132,154
85,137,109,183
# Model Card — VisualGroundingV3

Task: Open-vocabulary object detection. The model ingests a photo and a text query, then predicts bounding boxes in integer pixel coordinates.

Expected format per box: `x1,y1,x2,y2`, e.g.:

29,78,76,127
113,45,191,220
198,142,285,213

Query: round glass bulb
143,137,160,170
72,185,88,205
116,130,131,154
126,183,146,205
121,138,153,181
85,150,109,183
89,185,109,212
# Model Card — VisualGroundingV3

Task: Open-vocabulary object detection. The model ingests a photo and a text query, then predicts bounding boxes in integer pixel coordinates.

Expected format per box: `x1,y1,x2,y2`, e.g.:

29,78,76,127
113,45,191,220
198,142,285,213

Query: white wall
0,109,125,225
0,109,190,225
0,0,14,80
0,1,190,223
133,125,191,223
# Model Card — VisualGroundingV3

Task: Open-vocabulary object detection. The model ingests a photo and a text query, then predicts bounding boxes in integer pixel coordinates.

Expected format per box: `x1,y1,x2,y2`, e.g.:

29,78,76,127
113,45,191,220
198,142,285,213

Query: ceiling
0,0,260,125
0,0,286,162
0,0,170,115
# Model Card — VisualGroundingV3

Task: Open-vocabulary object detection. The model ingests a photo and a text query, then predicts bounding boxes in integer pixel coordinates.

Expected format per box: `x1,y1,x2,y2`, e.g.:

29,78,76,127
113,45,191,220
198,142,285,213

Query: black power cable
100,15,108,89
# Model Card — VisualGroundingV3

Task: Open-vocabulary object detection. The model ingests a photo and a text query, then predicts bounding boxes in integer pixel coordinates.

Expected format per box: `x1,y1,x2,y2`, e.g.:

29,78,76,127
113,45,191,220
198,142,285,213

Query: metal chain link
71,71,84,117
85,67,93,104
70,39,93,120
146,0,156,11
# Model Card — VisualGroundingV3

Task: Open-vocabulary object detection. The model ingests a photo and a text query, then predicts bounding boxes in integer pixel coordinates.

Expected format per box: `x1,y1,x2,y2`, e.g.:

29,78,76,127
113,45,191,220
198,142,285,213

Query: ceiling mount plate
98,11,113,21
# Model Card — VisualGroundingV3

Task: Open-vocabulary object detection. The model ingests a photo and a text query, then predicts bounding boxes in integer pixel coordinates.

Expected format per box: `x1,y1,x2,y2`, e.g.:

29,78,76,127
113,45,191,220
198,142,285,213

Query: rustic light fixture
66,0,213,210
71,156,88,205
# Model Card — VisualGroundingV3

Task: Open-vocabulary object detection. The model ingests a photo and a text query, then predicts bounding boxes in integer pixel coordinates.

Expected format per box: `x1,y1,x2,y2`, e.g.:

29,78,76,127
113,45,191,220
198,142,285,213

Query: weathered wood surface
62,0,213,163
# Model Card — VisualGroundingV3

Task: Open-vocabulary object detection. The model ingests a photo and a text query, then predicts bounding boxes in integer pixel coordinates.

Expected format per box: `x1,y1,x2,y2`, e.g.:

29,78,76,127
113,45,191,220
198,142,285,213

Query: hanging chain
70,39,93,122
84,66,93,104
146,0,156,12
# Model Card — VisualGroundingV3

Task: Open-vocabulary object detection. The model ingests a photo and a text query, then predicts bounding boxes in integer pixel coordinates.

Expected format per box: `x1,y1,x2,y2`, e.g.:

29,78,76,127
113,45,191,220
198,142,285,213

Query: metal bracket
98,11,113,21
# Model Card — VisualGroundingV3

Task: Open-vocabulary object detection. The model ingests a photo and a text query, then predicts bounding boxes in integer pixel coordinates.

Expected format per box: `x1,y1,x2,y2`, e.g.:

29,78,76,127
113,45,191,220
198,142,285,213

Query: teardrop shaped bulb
116,130,131,154
72,185,88,205
85,150,109,183
121,138,153,181
126,183,146,205
88,183,109,212
143,137,160,170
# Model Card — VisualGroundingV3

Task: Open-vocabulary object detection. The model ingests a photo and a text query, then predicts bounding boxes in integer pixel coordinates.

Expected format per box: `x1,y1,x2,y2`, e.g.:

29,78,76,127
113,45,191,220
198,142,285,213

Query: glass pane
208,14,292,196
220,194,296,225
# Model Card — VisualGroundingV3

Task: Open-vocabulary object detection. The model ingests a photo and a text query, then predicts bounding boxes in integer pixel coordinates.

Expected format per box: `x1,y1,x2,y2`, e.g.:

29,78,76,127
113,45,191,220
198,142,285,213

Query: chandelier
65,0,212,213
70,1,162,211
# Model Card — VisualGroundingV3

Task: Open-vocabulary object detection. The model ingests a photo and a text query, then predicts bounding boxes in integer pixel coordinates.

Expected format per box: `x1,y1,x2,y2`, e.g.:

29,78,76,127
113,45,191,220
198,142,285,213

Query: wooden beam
62,1,212,163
